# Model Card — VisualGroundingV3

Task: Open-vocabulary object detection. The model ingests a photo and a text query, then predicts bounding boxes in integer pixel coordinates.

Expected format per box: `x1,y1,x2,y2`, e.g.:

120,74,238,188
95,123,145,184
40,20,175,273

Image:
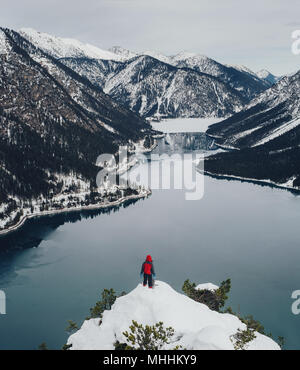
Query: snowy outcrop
67,281,279,350
196,283,219,292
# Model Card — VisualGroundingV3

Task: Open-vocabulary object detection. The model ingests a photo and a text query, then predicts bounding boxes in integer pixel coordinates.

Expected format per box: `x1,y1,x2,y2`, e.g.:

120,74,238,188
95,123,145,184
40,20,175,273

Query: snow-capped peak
136,51,209,66
169,52,211,67
229,64,257,76
256,69,281,85
172,51,198,61
108,46,137,60
256,69,272,79
19,27,123,61
141,50,171,64
67,280,280,350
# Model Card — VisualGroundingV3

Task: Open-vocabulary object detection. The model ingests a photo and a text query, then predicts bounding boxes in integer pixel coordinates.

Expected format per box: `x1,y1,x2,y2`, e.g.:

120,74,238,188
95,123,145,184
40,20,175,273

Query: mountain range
0,25,296,232
20,28,275,120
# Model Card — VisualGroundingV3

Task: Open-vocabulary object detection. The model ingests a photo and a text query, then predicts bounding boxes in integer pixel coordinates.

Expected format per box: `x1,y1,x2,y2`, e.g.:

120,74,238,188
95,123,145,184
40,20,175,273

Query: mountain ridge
204,69,300,189
20,28,271,119
19,28,125,61
0,27,155,232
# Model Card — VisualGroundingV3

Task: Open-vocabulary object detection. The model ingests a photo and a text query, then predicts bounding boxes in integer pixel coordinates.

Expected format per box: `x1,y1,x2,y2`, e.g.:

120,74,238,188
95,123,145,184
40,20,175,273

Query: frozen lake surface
151,117,223,133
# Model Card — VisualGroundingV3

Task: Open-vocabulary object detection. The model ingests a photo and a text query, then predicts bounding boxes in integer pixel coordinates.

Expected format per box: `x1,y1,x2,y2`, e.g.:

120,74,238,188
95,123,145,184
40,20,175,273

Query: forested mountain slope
0,28,154,232
204,71,300,190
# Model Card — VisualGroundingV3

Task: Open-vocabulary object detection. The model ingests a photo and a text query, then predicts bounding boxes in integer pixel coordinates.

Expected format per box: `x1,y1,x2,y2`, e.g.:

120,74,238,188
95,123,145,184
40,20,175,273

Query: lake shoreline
0,139,159,237
201,169,300,194
0,189,151,237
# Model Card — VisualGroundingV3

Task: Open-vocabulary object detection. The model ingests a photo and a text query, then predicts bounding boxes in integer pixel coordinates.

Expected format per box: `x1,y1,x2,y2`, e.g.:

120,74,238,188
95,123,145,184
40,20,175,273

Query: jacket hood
146,255,152,262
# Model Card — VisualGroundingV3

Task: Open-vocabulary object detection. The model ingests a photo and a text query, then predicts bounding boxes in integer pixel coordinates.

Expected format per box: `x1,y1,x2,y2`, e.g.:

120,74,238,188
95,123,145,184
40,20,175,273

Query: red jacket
140,255,155,276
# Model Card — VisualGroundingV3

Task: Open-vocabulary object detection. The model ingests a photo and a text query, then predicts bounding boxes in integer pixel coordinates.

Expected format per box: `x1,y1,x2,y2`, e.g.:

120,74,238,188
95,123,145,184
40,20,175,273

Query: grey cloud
0,0,299,75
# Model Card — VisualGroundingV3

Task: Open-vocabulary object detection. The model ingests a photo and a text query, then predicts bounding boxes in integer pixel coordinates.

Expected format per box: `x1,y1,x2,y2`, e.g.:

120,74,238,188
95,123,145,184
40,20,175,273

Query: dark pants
143,274,153,288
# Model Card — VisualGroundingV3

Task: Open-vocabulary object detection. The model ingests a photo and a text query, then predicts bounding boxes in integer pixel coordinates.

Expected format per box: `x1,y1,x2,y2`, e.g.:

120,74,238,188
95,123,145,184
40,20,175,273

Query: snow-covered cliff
67,281,279,350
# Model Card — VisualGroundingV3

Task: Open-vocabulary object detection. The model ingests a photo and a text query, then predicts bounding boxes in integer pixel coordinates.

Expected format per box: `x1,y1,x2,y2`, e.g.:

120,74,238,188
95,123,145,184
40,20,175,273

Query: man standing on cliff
140,255,156,288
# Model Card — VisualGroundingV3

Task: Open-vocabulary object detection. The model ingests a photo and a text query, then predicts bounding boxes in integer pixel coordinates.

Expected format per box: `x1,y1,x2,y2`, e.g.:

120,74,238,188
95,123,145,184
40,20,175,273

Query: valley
1,24,300,351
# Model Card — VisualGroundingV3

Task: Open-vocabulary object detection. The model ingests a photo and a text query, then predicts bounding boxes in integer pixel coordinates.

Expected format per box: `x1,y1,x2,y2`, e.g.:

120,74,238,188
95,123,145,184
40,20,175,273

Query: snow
256,69,281,85
212,81,223,105
171,51,200,62
0,166,151,234
0,30,10,54
257,69,272,79
234,126,261,140
67,281,280,350
19,28,124,61
142,50,171,64
107,48,207,67
253,117,300,147
281,176,297,188
151,118,224,133
137,51,205,66
99,121,117,134
109,46,137,60
230,64,257,76
196,283,219,292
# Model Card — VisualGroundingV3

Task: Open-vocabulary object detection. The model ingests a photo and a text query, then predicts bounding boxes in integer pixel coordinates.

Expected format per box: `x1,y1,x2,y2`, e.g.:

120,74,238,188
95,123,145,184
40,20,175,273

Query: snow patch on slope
67,281,280,350
253,117,300,147
230,64,257,76
0,30,10,54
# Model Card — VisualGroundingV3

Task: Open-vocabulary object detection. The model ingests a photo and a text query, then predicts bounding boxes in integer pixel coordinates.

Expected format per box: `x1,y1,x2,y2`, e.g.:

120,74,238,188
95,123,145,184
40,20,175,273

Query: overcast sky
1,0,300,75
